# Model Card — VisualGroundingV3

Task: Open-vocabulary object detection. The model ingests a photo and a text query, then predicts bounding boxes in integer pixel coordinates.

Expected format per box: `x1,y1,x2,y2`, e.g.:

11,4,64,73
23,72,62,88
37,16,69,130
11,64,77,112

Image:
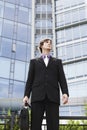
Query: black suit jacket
24,56,69,104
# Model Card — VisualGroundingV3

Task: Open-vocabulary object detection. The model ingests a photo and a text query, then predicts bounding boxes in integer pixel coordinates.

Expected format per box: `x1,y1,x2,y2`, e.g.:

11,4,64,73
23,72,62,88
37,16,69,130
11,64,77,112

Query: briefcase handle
24,101,31,108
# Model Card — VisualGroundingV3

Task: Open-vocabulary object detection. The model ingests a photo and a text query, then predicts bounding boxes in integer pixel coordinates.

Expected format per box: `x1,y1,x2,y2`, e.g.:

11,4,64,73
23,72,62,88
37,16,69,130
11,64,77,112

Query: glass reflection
0,58,10,78
20,0,31,8
82,42,87,56
2,20,14,38
73,26,80,40
69,81,87,98
5,0,19,5
26,44,31,62
14,60,25,81
0,18,2,36
0,78,9,98
18,6,29,24
64,11,71,24
65,28,72,42
16,41,27,61
79,7,86,20
13,81,25,98
4,3,15,20
25,63,29,81
0,1,3,17
72,9,79,22
1,38,12,58
17,23,28,42
80,24,87,38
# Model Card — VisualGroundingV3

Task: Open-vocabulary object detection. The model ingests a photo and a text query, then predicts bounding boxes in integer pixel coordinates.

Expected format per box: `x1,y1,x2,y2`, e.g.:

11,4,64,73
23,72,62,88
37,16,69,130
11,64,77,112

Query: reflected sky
0,0,32,110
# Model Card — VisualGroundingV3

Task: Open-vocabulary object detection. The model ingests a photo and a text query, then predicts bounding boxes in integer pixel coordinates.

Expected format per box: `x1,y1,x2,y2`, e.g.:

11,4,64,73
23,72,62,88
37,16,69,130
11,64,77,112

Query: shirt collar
41,54,51,59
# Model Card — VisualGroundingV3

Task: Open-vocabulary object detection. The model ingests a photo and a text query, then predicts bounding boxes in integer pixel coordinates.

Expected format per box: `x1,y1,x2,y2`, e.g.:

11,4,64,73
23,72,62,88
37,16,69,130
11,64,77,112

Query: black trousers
31,97,59,130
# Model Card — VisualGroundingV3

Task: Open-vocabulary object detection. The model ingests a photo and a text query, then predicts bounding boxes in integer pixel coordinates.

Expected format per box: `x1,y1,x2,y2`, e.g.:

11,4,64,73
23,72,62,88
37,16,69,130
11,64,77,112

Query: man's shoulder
52,57,62,62
30,57,40,62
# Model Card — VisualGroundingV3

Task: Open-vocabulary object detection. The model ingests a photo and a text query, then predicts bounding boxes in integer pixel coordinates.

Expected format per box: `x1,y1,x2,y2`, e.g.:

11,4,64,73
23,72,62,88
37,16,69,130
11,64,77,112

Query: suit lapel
38,56,53,67
38,57,45,66
47,56,53,67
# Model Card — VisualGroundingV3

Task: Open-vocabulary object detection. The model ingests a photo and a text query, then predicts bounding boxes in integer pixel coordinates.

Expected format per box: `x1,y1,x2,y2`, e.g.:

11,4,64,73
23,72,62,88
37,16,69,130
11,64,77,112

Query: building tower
55,0,87,116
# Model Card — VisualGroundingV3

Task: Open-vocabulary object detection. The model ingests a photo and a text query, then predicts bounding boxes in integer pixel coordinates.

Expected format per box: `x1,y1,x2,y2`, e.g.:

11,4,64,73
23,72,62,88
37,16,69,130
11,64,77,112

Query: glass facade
34,0,53,57
0,0,87,116
55,0,87,116
0,0,32,111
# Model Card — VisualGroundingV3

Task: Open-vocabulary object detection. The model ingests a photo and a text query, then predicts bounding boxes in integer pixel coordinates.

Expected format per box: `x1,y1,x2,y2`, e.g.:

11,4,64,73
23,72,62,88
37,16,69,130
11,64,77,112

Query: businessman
23,38,69,130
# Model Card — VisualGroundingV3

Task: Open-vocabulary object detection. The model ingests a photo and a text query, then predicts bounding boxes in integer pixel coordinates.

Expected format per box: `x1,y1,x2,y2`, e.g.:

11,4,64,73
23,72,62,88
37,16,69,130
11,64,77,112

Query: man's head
39,38,52,53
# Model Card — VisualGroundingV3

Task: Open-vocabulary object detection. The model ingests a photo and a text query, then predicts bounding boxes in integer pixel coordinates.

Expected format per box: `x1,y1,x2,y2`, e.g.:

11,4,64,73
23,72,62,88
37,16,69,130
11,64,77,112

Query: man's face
42,40,52,51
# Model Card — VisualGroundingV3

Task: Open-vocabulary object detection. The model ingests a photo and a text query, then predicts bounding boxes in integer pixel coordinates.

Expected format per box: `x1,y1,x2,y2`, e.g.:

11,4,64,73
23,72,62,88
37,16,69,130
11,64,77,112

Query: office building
55,0,87,116
0,0,32,112
0,0,87,116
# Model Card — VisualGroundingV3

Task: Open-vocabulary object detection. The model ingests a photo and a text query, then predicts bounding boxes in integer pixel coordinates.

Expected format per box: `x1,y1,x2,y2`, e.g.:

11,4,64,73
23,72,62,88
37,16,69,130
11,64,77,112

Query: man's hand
62,94,68,104
23,96,29,104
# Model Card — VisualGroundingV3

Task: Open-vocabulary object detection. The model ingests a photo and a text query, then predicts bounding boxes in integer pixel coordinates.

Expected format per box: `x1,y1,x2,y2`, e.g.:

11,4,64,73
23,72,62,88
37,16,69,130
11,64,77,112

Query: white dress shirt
44,55,49,67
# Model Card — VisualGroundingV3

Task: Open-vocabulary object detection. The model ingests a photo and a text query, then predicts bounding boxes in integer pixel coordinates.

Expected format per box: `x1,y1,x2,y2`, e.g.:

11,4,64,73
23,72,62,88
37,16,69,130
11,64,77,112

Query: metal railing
0,115,87,130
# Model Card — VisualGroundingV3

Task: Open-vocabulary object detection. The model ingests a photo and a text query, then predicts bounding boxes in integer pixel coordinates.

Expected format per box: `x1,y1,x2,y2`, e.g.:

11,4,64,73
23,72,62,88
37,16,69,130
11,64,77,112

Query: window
69,81,87,98
65,28,72,42
82,41,87,56
56,31,61,43
67,63,75,79
47,5,52,12
42,5,46,12
64,0,71,8
67,61,86,80
4,3,15,20
0,58,10,78
75,62,83,77
0,1,3,18
1,38,12,58
80,24,87,38
17,23,28,42
25,63,29,81
29,9,32,24
0,18,2,36
56,0,64,11
14,60,25,81
36,5,41,12
42,20,46,28
83,61,87,76
36,0,40,4
56,13,65,26
72,9,79,23
0,78,9,98
16,41,27,61
28,26,31,43
79,7,86,21
18,6,29,24
13,81,25,98
73,26,80,40
57,47,63,59
5,0,19,5
36,21,42,27
2,20,14,38
66,45,73,60
47,20,52,28
64,11,71,24
20,0,31,8
74,43,81,58
70,0,78,7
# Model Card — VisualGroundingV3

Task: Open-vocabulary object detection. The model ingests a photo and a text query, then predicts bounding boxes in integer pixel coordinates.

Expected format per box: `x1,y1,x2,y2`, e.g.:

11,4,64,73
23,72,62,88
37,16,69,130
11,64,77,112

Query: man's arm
58,59,69,104
23,60,34,103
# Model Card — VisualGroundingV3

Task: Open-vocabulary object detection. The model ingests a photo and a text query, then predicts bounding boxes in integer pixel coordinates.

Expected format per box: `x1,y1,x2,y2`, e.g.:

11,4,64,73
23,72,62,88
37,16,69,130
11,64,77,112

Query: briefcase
19,103,29,130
